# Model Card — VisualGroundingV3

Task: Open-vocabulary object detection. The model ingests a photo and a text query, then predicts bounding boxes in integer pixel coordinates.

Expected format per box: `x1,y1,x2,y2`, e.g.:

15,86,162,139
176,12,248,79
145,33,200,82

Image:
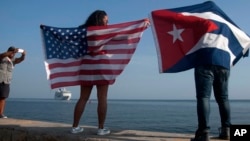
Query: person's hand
21,50,26,56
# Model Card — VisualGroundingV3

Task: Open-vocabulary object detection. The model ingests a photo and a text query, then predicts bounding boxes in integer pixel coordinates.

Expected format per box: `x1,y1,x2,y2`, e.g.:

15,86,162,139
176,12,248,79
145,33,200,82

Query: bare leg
96,85,109,129
72,85,93,127
0,98,6,115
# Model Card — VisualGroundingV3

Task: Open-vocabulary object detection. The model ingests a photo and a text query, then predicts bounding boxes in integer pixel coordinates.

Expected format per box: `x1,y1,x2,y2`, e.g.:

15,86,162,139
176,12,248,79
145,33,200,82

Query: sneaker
218,127,230,140
0,114,7,118
190,129,210,141
97,128,110,135
71,126,84,134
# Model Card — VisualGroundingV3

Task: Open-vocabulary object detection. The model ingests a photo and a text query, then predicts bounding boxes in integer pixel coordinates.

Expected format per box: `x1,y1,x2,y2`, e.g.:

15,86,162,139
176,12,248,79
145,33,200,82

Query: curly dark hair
79,10,107,28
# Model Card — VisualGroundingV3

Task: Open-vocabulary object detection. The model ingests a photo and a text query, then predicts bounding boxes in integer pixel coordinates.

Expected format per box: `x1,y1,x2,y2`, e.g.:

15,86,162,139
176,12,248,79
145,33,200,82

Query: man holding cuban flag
149,1,250,141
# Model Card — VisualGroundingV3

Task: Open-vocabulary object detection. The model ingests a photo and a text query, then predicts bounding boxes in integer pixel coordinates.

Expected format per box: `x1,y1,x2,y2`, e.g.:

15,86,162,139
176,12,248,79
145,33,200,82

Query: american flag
149,1,250,73
40,19,149,89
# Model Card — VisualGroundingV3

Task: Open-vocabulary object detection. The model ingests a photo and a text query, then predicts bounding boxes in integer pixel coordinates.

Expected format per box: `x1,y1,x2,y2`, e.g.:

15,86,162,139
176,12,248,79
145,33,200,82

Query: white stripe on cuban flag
184,12,250,67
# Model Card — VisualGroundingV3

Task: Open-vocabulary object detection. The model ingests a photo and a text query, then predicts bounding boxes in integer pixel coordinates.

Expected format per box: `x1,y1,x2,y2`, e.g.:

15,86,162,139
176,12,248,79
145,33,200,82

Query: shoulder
0,56,8,61
0,51,9,60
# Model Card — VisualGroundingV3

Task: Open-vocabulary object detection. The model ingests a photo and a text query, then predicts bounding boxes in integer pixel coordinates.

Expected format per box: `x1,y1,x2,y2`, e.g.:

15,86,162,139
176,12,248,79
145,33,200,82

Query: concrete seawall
0,118,228,141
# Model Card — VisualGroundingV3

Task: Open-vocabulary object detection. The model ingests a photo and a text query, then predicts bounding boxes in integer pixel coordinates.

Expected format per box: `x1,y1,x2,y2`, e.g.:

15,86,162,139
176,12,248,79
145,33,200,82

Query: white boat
54,88,71,100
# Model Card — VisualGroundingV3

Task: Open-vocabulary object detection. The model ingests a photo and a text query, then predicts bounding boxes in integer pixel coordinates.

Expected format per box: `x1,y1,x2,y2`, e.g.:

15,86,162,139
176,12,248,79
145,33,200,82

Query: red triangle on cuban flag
150,9,218,73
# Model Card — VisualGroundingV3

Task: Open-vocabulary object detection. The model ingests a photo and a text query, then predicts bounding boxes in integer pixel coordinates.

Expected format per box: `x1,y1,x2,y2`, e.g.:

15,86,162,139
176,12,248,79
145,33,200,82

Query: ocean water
4,98,250,135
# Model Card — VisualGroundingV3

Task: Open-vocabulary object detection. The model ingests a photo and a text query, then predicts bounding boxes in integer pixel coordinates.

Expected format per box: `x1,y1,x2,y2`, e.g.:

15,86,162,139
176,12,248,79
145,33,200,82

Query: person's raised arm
0,50,15,60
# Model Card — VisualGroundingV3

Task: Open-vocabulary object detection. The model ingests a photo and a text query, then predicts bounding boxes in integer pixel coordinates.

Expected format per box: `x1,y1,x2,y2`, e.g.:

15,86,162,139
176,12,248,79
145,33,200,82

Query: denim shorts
0,82,10,98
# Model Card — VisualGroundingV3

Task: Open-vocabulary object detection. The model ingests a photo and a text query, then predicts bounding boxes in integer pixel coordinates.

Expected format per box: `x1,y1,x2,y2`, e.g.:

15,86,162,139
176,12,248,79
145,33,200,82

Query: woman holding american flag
71,10,111,136
40,8,148,136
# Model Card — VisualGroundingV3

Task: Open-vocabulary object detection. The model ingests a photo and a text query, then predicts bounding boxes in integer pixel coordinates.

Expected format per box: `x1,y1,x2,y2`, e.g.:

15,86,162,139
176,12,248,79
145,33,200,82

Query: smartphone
18,49,24,53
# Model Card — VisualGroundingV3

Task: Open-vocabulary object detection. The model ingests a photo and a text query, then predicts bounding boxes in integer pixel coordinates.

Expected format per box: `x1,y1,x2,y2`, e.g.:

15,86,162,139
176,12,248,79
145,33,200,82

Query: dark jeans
194,65,231,131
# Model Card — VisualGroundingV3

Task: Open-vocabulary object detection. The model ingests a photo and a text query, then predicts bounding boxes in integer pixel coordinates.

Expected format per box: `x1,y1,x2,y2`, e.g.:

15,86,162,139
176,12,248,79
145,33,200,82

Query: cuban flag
149,1,250,73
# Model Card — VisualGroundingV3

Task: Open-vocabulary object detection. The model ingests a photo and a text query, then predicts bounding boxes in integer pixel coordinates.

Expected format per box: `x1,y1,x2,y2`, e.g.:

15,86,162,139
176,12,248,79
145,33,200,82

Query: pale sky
1,0,250,100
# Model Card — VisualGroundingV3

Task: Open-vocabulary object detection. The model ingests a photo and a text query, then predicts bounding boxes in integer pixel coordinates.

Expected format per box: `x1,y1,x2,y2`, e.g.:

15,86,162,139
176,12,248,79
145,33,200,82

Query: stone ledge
0,118,227,141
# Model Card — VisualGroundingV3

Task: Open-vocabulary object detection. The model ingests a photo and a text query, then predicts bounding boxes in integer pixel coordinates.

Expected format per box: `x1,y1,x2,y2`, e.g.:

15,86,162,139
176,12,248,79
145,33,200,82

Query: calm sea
4,98,250,135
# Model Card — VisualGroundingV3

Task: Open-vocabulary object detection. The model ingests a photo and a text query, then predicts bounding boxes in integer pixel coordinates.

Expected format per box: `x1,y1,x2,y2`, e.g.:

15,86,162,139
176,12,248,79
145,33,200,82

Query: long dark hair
79,10,107,28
